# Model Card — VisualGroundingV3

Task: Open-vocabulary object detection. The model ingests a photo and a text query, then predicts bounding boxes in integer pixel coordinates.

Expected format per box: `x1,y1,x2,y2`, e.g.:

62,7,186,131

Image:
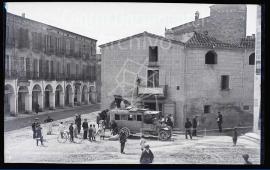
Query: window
149,46,158,62
137,115,142,121
249,53,255,65
128,115,133,121
115,114,120,120
120,114,128,120
243,105,250,110
221,75,229,90
177,86,180,90
147,70,159,87
204,105,211,114
205,50,217,64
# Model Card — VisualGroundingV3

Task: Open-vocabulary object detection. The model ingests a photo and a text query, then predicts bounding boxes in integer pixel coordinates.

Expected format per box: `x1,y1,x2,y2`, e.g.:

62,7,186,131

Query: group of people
160,114,174,129
65,114,106,143
184,116,199,139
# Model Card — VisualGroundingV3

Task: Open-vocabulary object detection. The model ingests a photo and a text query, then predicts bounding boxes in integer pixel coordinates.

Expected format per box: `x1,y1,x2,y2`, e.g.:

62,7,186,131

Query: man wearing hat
140,144,154,164
242,154,252,165
31,118,39,139
82,118,89,139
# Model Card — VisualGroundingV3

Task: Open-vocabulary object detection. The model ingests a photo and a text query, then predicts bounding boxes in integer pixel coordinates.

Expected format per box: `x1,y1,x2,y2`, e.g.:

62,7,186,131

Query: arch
44,84,53,109
205,50,217,64
249,53,255,65
4,84,15,114
55,84,63,108
32,84,42,112
45,84,53,92
18,86,29,113
65,84,73,106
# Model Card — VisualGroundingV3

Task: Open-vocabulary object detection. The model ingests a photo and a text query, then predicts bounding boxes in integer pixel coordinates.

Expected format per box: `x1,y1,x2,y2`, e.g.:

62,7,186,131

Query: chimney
22,13,25,18
195,11,199,21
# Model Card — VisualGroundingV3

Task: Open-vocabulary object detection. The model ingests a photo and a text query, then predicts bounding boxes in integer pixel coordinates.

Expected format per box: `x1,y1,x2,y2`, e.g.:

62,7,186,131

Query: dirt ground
4,111,260,164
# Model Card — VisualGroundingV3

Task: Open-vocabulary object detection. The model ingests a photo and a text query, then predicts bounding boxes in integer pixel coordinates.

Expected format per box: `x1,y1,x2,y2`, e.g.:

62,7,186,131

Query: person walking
185,118,192,139
232,127,238,146
58,122,65,139
217,112,223,133
242,154,252,164
119,131,127,154
35,103,39,114
140,144,154,164
88,124,94,142
69,123,74,142
82,119,89,139
75,114,82,134
192,116,198,136
44,116,54,135
36,124,44,146
31,118,39,139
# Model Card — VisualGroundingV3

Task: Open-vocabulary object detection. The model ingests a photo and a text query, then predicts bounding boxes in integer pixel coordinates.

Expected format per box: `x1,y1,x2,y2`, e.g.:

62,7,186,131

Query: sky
5,3,258,53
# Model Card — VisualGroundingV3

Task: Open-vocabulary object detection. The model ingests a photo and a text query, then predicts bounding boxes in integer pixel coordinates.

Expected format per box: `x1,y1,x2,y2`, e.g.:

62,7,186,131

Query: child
88,124,94,142
232,127,238,146
92,124,97,141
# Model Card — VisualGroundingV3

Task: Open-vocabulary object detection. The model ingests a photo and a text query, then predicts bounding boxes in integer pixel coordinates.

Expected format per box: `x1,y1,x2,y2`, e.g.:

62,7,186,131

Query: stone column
50,92,55,109
38,92,44,111
26,92,32,112
77,91,82,104
60,92,64,107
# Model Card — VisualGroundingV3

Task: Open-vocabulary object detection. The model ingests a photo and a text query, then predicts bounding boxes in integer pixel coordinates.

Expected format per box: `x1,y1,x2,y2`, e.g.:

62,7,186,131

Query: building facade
4,12,98,116
100,5,255,130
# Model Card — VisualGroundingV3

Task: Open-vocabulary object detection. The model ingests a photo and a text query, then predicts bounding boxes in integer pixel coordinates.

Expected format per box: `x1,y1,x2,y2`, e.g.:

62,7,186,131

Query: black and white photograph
3,2,262,164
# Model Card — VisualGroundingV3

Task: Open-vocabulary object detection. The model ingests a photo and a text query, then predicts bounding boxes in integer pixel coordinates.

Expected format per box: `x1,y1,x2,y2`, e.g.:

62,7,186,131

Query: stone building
99,4,255,130
4,12,98,116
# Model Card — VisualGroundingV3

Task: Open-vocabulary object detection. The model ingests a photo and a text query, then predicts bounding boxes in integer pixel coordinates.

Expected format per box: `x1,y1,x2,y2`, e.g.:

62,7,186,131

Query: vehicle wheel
57,133,67,143
159,130,170,141
120,127,130,137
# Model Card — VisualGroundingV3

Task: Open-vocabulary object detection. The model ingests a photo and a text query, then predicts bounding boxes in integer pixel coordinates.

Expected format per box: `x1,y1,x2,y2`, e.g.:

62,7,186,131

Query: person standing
88,124,94,142
242,154,252,165
36,124,44,146
44,116,54,135
192,116,198,136
82,119,89,139
73,123,78,138
99,123,105,140
69,123,74,142
58,122,65,139
232,127,238,146
140,144,154,164
92,124,97,141
185,118,192,139
217,112,223,133
119,131,127,154
31,118,39,139
165,115,173,129
35,103,39,114
75,114,82,134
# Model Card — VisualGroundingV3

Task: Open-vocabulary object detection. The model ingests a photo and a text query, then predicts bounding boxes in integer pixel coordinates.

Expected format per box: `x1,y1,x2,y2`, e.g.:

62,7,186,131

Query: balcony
137,85,167,98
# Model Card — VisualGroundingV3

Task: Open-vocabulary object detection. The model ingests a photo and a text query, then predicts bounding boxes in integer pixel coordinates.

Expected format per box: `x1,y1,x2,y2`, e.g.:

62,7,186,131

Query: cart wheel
159,130,170,141
120,127,130,137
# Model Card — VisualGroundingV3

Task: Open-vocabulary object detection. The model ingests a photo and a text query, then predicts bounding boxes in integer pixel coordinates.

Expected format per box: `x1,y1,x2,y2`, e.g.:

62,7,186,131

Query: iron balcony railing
5,69,94,82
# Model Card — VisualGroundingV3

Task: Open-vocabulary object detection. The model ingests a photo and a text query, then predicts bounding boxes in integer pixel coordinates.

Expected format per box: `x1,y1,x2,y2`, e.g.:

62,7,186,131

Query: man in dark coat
217,112,223,133
69,123,74,142
119,131,127,154
75,114,82,134
140,144,154,164
36,124,44,146
82,119,89,139
185,118,192,139
35,103,39,114
165,116,173,128
31,118,39,139
192,116,198,136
